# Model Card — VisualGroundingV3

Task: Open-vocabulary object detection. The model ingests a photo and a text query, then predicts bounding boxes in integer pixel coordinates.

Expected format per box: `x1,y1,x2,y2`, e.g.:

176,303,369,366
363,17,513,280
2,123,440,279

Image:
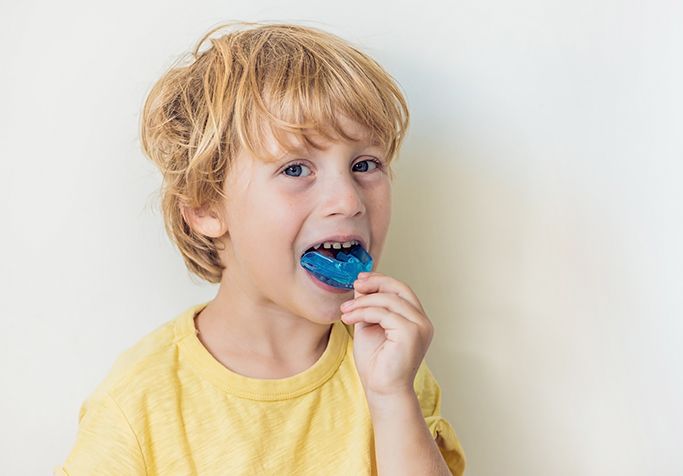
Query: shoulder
92,303,198,399
58,386,148,474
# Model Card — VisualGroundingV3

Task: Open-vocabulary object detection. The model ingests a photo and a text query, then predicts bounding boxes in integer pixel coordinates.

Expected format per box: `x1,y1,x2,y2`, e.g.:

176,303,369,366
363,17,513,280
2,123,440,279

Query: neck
195,274,333,365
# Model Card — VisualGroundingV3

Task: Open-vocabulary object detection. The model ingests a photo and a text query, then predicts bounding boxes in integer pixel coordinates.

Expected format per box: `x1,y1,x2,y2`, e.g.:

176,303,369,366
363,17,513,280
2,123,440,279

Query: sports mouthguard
300,244,373,289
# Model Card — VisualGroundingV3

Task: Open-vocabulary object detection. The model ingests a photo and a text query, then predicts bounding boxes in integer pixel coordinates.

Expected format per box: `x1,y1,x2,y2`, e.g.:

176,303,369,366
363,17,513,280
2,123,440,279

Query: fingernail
340,300,353,310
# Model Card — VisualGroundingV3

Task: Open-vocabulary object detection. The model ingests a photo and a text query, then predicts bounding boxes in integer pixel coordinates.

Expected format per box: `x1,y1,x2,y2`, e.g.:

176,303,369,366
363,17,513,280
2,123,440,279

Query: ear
181,203,227,238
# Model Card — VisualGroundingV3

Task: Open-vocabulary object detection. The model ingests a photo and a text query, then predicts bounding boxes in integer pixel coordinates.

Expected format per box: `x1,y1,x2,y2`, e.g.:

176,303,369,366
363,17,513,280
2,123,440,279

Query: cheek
272,199,305,232
368,183,392,256
254,199,305,262
370,183,391,223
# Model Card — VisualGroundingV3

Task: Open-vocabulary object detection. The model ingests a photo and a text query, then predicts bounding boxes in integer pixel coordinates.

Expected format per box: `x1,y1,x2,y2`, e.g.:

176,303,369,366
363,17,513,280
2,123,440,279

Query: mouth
300,236,368,259
300,237,374,290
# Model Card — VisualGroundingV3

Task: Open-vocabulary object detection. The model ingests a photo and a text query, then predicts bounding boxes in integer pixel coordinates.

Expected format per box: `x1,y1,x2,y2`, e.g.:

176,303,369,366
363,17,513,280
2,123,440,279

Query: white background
2,1,681,475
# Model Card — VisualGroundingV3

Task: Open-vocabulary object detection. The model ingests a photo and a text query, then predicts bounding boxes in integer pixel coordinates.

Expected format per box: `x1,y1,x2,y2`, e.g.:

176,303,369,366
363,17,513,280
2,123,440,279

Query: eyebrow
288,137,382,154
275,144,382,165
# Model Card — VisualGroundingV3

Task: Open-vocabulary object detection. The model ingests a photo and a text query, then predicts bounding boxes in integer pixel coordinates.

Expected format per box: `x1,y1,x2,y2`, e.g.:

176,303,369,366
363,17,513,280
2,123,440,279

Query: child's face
217,115,392,322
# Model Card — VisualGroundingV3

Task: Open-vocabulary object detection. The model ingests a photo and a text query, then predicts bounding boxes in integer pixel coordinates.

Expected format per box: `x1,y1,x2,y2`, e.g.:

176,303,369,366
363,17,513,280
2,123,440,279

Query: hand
339,271,434,403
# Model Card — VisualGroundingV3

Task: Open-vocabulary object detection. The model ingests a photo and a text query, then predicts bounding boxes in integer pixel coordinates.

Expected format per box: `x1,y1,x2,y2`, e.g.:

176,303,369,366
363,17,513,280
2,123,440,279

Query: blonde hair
140,21,410,284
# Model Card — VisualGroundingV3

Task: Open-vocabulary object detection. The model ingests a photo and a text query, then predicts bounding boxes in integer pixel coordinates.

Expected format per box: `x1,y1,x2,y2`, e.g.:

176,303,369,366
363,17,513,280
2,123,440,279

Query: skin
341,272,449,476
184,115,450,473
182,115,392,376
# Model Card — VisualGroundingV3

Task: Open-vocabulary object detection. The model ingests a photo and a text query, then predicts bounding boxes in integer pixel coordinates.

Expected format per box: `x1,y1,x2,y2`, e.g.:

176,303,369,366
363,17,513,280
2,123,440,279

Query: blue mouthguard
300,244,373,289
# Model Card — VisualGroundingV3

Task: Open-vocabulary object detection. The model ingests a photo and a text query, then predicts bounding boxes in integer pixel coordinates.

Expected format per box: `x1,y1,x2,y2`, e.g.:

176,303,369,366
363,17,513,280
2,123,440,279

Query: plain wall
1,1,681,474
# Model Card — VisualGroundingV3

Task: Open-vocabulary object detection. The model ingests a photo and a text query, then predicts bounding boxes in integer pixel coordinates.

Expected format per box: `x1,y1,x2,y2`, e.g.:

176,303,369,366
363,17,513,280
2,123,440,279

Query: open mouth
301,242,363,260
299,242,373,290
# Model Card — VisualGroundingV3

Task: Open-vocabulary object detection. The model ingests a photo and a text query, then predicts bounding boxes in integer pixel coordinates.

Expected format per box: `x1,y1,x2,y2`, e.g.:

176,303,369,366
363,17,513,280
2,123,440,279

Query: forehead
257,115,380,162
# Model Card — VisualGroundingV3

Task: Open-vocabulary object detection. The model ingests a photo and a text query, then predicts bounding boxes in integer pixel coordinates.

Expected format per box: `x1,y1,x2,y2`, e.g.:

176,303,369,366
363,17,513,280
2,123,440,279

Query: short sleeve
54,390,146,475
413,360,467,476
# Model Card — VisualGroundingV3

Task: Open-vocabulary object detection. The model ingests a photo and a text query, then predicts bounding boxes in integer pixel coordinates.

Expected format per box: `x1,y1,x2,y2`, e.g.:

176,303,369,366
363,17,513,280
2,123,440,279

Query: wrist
366,388,420,420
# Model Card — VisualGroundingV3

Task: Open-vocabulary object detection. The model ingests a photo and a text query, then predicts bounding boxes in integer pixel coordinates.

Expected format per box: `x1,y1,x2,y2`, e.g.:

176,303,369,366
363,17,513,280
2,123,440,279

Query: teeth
314,239,360,250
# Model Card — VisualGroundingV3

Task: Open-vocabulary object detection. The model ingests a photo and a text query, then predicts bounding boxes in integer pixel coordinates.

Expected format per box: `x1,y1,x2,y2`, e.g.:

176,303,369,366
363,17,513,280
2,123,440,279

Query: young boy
55,21,466,475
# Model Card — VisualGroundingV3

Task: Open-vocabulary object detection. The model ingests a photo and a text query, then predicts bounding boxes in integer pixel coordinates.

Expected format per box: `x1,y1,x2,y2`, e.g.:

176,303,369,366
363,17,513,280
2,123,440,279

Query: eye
282,162,312,178
280,157,384,178
353,158,383,173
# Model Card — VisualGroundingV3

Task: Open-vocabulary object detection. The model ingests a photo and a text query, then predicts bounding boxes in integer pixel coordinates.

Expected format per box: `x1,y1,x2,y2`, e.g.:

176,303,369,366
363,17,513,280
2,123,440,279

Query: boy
55,21,466,475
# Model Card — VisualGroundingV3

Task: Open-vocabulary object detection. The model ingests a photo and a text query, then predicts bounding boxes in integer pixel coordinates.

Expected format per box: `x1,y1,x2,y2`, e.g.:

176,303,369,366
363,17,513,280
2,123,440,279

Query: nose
321,171,366,217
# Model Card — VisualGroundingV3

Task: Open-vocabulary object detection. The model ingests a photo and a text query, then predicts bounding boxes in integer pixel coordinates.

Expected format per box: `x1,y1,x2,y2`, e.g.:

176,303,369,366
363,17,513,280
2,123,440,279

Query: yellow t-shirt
55,301,466,475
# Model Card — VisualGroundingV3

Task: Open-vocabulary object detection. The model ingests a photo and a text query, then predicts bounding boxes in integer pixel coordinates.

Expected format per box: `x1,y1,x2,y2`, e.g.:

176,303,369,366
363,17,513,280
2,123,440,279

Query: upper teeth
314,240,360,250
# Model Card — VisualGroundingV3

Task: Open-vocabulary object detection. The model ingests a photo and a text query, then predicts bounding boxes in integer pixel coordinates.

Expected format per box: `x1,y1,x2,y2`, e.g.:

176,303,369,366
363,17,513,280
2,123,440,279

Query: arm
55,391,146,475
340,272,464,475
369,390,452,476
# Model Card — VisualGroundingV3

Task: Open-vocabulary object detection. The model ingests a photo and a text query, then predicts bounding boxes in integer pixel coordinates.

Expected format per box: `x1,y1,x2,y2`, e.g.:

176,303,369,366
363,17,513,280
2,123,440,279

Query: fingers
341,306,419,336
342,272,433,340
341,291,422,327
353,272,426,315
341,306,433,347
